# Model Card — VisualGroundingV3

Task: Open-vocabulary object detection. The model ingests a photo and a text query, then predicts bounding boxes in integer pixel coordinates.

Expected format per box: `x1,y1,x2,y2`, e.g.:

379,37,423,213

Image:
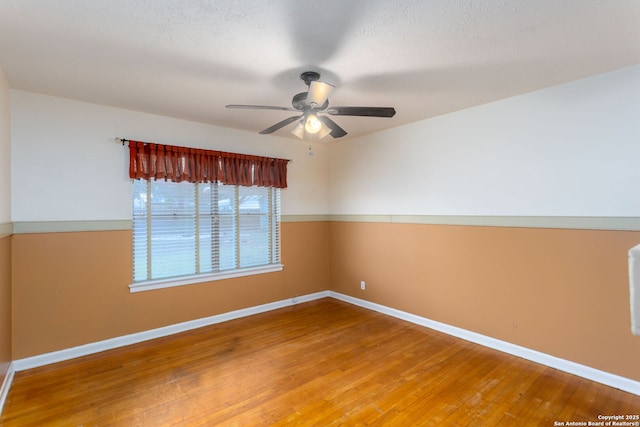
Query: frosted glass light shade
291,122,305,139
308,81,335,106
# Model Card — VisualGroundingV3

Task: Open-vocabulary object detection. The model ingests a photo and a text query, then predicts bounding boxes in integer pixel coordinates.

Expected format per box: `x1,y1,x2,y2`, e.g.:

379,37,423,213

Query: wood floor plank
2,298,638,426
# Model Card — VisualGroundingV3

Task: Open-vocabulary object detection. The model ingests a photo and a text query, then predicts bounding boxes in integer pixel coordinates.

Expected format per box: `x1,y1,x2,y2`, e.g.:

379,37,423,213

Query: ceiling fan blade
327,106,396,118
259,115,303,135
307,81,335,107
318,116,347,138
226,104,296,111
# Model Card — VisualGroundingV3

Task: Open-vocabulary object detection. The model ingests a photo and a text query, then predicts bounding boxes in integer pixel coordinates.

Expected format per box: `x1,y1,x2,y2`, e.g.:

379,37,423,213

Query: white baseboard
329,291,640,396
8,289,639,397
13,291,330,372
0,362,15,415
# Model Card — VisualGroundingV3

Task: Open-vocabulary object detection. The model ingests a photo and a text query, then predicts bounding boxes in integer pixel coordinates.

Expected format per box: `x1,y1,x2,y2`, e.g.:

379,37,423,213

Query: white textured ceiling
1,0,639,141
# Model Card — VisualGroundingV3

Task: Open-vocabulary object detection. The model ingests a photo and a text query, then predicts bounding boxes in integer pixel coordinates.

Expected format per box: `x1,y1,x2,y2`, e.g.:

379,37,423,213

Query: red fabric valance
128,141,288,188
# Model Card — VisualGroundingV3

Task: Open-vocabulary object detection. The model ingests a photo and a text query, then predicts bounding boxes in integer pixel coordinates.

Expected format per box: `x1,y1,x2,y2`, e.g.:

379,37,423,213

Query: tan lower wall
10,219,640,383
10,222,329,359
0,235,11,385
329,221,640,382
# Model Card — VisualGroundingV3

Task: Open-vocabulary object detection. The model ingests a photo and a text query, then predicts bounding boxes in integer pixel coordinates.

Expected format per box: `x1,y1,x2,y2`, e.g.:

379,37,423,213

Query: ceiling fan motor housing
292,92,309,110
292,92,328,111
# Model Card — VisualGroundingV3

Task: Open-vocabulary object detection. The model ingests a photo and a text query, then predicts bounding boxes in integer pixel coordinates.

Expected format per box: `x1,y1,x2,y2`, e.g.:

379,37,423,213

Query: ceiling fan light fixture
292,118,331,140
304,113,322,134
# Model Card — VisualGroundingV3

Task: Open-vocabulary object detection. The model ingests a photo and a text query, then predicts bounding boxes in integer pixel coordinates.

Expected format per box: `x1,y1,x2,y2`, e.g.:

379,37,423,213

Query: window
131,179,281,291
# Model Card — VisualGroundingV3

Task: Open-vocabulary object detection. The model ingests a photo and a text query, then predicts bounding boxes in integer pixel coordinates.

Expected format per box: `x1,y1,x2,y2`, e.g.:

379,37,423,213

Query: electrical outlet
360,281,366,290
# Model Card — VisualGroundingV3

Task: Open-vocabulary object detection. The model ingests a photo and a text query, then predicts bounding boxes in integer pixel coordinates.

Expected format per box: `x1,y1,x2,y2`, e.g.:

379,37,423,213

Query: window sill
129,264,284,293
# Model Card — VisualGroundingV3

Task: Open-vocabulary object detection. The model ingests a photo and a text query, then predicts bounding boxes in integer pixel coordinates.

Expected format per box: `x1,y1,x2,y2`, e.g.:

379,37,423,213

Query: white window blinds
133,179,281,284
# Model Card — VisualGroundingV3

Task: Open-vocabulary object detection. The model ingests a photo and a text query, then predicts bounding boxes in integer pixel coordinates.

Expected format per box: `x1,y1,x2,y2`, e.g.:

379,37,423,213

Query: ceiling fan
226,71,396,140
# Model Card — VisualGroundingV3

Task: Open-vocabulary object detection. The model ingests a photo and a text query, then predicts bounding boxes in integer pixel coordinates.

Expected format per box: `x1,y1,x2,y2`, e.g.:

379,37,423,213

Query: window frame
129,179,283,293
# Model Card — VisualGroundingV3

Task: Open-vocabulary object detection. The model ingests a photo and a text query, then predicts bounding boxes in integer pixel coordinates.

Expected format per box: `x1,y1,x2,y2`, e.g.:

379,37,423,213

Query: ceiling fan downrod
300,71,321,86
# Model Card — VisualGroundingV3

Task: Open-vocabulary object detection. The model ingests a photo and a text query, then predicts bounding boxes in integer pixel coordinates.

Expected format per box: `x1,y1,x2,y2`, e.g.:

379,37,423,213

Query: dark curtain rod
115,138,292,162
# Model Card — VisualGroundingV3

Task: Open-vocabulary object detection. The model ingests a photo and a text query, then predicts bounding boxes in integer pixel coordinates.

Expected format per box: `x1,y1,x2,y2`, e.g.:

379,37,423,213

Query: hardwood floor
2,298,638,426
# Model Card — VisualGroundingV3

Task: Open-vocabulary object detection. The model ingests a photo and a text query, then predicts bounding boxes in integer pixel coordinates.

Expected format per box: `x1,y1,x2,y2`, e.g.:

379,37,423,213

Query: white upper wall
10,65,640,221
0,67,10,223
329,65,640,216
10,91,329,221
